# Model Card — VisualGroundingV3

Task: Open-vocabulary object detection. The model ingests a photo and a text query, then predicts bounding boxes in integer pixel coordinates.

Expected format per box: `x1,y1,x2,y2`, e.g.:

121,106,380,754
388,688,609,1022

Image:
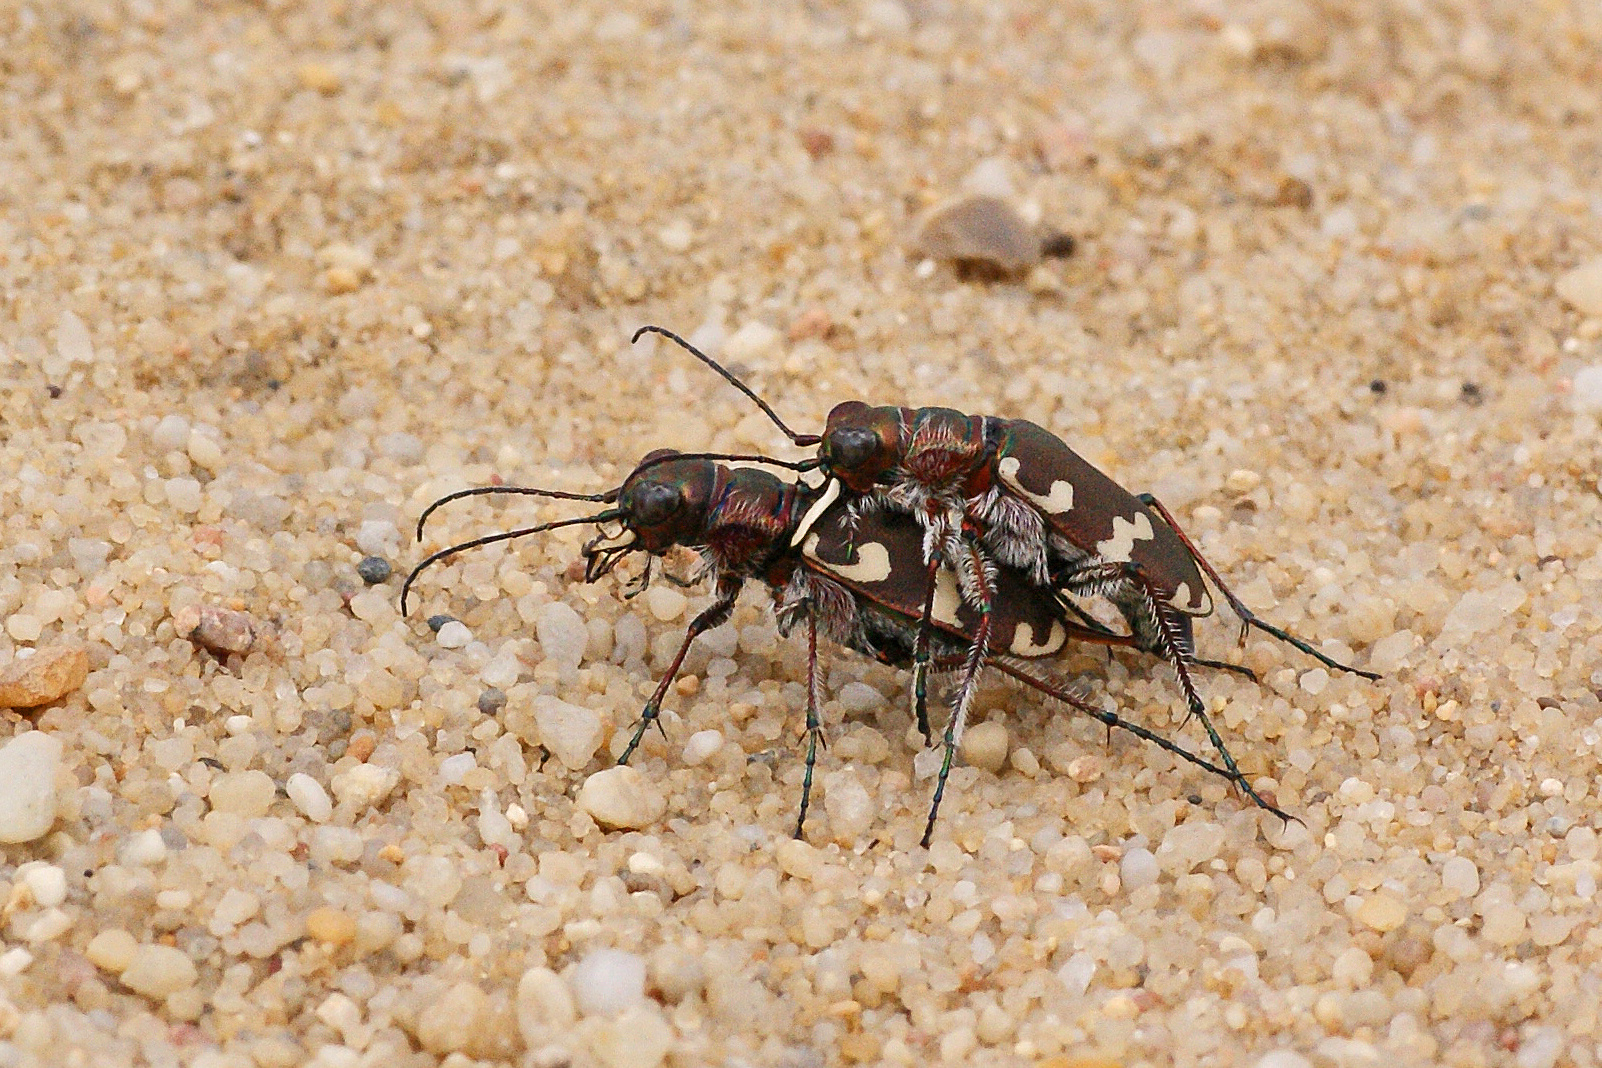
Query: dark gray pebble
357,556,393,584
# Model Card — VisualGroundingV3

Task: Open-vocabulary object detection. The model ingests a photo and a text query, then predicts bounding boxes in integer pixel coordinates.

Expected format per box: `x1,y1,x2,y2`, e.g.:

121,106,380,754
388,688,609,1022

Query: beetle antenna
632,325,823,447
630,451,822,477
416,485,620,542
401,510,621,616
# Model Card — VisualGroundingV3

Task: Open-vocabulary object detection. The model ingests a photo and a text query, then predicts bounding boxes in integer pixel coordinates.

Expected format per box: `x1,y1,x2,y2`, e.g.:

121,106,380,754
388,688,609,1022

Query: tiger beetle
402,450,1268,845
631,324,1381,821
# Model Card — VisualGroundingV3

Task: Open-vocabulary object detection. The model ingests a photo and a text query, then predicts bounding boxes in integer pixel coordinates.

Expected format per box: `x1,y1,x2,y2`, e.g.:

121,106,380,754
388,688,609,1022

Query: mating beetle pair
634,326,1378,822
404,449,1255,844
404,326,1377,845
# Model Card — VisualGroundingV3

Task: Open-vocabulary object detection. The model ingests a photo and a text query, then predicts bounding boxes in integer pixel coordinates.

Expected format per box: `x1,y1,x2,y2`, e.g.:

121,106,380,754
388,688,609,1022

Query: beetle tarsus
921,740,956,849
795,608,824,840
618,702,658,766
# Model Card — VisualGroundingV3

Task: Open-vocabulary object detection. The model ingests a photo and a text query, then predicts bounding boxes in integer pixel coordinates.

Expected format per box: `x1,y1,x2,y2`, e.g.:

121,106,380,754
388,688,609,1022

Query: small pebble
286,773,334,823
534,696,605,770
1555,256,1602,316
166,476,202,513
722,320,782,364
517,966,577,1038
0,732,62,843
355,520,400,556
324,266,362,294
958,721,1009,774
426,614,456,633
356,556,392,584
56,309,94,363
1255,1052,1313,1068
1354,892,1408,933
173,603,257,656
1224,468,1263,495
589,1007,675,1068
1121,847,1160,890
576,766,665,831
912,193,1039,273
209,770,276,817
837,682,886,713
570,948,648,1017
5,614,42,642
1481,901,1526,946
297,61,342,94
643,586,687,623
1067,754,1103,784
186,429,224,471
776,838,820,880
681,729,723,766
210,888,261,932
330,763,400,810
536,602,587,669
438,751,477,785
0,643,89,709
121,828,168,866
1039,231,1076,258
0,947,33,974
436,620,472,648
85,929,138,973
1571,365,1602,414
478,687,508,716
821,767,874,840
481,650,521,689
416,981,488,1055
19,863,67,908
305,907,357,946
119,944,198,999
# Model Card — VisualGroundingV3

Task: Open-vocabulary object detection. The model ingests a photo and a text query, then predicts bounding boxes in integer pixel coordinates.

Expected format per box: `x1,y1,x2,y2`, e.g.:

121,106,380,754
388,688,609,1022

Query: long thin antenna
401,510,620,616
415,485,618,542
629,451,821,476
632,325,822,447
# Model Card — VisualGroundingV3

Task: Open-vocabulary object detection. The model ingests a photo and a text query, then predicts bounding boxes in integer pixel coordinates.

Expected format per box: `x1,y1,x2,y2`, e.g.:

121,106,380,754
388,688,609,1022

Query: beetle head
820,401,902,491
584,450,721,579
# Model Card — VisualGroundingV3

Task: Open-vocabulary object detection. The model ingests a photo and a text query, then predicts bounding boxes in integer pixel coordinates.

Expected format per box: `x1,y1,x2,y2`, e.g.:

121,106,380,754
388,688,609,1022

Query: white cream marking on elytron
790,477,842,548
801,533,892,583
1095,512,1154,564
1167,580,1212,614
1010,620,1067,656
997,455,1075,515
930,567,962,627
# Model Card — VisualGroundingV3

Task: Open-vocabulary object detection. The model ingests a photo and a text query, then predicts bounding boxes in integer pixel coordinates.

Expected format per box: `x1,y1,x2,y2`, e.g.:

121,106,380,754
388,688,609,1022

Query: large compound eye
825,426,881,473
628,481,682,527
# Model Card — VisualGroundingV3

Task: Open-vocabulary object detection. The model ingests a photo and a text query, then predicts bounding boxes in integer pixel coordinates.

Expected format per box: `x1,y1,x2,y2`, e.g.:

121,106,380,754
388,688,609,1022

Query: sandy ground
4,1,1602,1065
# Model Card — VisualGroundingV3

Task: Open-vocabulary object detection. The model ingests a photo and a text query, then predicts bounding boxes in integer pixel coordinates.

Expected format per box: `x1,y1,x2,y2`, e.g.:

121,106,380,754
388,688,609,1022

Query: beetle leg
618,578,741,765
794,604,826,840
1137,493,1381,681
655,568,700,589
1134,584,1295,820
1061,557,1288,821
984,658,1294,823
622,557,655,599
908,554,942,746
1194,657,1258,681
921,541,995,848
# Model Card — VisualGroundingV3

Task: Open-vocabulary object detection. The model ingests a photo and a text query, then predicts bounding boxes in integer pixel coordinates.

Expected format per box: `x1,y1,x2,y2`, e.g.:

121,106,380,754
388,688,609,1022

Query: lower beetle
404,451,1269,844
